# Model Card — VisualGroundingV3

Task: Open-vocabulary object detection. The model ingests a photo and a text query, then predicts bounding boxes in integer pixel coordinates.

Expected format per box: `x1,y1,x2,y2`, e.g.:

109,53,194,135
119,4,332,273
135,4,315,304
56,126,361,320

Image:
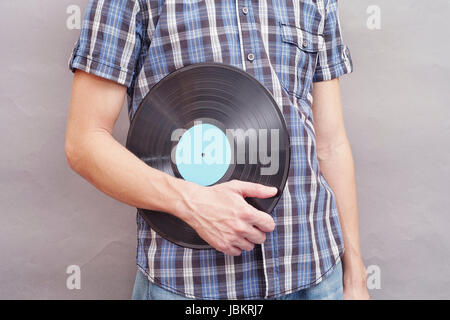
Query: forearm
312,79,364,270
312,78,368,298
318,140,362,265
318,140,369,299
65,129,197,220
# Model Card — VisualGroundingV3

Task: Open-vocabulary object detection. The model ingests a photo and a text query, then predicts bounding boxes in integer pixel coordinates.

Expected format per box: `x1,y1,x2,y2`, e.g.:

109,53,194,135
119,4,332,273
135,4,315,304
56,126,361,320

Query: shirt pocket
277,21,325,99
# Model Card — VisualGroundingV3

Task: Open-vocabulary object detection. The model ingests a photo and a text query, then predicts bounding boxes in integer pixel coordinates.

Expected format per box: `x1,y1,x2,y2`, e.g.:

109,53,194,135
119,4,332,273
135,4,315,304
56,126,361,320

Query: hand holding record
177,180,277,256
126,62,290,250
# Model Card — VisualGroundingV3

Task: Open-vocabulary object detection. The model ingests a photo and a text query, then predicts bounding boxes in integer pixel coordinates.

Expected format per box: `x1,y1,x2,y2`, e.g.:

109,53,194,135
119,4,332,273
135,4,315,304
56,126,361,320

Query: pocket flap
279,22,325,53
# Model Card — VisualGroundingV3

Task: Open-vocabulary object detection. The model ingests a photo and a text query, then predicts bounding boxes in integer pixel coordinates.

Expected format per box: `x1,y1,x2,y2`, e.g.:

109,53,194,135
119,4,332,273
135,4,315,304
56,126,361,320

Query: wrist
342,241,364,265
342,254,366,285
341,245,366,275
165,176,203,223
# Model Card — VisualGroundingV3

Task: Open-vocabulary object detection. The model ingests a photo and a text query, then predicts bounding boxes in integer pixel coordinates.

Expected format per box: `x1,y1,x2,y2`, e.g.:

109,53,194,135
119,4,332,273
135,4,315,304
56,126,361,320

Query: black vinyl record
126,62,290,249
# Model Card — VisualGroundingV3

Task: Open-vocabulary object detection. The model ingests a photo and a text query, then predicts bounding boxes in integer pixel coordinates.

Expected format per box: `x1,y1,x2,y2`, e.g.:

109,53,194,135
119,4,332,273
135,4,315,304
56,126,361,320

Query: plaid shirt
69,0,353,299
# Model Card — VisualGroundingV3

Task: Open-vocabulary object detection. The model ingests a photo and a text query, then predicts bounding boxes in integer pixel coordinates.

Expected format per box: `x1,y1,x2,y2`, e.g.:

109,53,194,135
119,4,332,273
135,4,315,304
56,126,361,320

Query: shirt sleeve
313,0,353,82
68,0,145,88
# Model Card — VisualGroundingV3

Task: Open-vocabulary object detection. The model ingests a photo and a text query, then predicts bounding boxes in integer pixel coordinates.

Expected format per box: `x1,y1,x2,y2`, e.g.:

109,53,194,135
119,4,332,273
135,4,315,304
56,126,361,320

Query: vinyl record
126,62,290,249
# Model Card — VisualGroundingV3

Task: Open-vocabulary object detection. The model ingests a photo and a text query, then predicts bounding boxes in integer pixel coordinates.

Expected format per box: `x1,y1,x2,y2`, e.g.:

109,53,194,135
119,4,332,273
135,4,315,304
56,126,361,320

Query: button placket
238,2,256,67
236,0,276,298
235,0,247,70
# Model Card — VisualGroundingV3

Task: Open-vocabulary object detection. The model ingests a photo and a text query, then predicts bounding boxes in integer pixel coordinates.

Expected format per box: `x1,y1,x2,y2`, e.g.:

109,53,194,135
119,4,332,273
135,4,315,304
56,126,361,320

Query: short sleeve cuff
68,42,135,88
313,45,354,82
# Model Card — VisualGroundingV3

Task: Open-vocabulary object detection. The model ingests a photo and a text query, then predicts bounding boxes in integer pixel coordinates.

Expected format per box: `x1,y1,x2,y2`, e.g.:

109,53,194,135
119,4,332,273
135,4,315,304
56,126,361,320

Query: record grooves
126,62,290,249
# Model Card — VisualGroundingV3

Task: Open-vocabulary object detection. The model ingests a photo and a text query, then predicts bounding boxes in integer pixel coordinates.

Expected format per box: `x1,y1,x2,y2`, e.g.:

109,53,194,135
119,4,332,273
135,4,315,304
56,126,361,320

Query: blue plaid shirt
69,0,353,299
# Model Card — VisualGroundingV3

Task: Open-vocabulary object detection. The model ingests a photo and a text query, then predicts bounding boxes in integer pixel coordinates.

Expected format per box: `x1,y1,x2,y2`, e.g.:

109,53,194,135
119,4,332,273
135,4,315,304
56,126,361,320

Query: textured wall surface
0,0,449,299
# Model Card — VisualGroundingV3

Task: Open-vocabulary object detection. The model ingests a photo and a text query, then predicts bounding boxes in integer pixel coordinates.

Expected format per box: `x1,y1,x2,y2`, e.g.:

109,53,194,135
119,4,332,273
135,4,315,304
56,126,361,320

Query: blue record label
175,123,231,186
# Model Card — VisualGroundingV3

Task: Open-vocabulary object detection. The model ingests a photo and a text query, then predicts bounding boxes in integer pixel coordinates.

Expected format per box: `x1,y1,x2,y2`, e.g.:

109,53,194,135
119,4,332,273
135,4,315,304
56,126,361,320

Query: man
66,0,369,300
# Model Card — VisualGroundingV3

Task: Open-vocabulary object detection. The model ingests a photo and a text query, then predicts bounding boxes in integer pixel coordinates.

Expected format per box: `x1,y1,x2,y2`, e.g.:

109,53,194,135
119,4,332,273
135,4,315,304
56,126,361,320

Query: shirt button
242,7,248,15
342,47,349,59
247,53,255,62
302,40,308,48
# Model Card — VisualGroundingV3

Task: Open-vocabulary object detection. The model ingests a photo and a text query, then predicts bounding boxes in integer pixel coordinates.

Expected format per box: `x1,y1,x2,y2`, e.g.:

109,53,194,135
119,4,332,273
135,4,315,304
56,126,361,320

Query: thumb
233,181,278,199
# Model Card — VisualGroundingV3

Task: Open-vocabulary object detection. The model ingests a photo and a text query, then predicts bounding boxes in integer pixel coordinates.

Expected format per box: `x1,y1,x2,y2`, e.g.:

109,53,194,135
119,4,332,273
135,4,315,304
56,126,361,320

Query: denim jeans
131,260,343,300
